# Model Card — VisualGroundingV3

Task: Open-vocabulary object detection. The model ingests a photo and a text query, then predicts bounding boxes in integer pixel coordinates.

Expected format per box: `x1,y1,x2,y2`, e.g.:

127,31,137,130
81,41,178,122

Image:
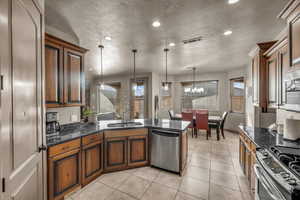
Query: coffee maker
46,112,60,135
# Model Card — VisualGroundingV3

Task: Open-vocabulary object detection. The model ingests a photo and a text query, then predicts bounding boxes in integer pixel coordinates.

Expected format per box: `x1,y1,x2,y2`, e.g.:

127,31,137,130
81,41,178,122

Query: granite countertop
46,119,191,147
239,125,300,149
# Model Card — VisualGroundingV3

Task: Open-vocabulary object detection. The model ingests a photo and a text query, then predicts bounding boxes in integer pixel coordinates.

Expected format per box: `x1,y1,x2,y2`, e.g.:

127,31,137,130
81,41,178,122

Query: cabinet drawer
105,128,148,138
48,139,81,157
82,133,103,146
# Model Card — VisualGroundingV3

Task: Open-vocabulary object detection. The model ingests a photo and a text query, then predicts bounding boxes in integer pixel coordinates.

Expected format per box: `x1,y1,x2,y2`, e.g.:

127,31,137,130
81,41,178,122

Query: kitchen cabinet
105,136,128,171
48,139,81,200
238,131,257,193
81,134,104,186
266,53,278,108
128,135,148,167
45,41,64,106
250,41,277,112
45,34,88,108
104,128,149,171
278,44,289,105
264,37,289,108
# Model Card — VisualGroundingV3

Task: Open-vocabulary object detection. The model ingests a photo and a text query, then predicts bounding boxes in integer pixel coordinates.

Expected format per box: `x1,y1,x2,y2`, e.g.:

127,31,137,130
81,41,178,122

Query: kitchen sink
107,122,143,128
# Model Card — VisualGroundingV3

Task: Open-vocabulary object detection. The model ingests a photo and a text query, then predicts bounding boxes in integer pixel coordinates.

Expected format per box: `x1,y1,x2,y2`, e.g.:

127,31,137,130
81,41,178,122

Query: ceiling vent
182,36,203,44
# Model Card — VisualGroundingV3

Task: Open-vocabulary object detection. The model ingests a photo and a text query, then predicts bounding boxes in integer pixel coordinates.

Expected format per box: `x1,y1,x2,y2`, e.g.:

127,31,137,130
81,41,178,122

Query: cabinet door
252,55,259,104
250,153,257,196
289,14,300,68
45,41,64,107
128,135,148,168
48,149,81,200
82,141,103,186
64,48,85,105
105,137,127,171
267,54,277,107
239,137,245,172
278,44,289,105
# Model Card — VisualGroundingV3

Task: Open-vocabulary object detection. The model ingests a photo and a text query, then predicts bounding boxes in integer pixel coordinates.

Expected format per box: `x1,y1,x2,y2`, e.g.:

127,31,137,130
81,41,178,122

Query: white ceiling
45,0,289,78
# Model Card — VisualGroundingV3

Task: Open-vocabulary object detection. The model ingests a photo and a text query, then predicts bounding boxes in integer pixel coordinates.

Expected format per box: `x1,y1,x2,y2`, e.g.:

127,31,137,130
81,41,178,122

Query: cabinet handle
0,75,3,90
62,146,69,151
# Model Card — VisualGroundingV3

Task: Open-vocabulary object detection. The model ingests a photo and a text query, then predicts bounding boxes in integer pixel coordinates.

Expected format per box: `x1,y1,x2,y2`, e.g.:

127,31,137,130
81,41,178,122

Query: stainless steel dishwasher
150,129,180,173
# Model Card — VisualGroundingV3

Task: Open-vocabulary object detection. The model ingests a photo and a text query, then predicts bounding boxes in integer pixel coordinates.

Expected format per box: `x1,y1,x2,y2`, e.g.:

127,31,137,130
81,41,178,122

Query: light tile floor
67,131,253,200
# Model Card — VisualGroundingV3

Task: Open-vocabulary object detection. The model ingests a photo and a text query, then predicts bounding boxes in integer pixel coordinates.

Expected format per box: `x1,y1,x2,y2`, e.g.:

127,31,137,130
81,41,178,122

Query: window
230,78,245,113
96,83,121,115
131,78,148,119
181,80,218,111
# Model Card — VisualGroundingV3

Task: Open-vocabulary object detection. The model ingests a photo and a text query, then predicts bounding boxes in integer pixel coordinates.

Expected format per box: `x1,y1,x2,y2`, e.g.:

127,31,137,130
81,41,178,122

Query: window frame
230,77,245,114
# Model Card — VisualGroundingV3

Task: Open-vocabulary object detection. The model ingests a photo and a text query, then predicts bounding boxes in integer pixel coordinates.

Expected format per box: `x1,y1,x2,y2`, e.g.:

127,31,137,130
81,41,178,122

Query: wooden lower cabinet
105,136,128,171
48,148,81,200
238,130,257,196
81,140,103,186
128,135,148,167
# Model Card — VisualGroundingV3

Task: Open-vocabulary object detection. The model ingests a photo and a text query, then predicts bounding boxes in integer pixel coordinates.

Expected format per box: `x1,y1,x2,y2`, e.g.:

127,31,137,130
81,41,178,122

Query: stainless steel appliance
255,147,300,200
150,129,180,173
46,112,60,135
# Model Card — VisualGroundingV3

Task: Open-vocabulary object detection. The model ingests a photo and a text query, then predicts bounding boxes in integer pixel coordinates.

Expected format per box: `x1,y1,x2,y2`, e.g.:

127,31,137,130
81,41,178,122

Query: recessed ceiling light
228,0,239,4
152,20,161,27
105,36,112,41
224,30,232,36
169,42,175,47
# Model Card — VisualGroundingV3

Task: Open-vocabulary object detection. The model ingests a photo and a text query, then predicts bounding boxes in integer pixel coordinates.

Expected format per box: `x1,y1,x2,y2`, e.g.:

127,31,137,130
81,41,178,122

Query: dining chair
195,109,208,114
219,111,229,139
168,110,175,120
182,112,195,137
208,111,229,139
195,112,209,139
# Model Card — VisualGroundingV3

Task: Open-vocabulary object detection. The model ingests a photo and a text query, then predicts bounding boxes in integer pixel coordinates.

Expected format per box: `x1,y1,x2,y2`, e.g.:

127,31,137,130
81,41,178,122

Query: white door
0,0,45,199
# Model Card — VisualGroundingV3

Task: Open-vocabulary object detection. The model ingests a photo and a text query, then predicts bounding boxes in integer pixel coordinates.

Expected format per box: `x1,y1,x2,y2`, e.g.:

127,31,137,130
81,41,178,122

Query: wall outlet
71,114,78,122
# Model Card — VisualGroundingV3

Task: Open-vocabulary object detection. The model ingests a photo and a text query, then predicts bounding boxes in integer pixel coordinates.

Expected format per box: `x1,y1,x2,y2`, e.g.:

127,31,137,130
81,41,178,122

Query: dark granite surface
239,125,300,149
46,119,191,147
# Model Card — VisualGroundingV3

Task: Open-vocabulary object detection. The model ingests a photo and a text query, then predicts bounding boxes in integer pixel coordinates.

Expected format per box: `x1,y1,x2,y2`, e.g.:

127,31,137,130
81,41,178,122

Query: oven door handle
254,164,286,200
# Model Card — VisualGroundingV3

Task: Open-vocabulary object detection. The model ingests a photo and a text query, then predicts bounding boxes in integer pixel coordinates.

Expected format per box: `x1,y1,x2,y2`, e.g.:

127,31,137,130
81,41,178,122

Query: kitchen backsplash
47,107,81,125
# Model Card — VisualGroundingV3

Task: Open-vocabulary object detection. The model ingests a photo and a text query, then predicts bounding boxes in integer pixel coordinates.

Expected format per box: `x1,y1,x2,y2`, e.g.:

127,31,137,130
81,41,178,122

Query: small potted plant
82,107,96,123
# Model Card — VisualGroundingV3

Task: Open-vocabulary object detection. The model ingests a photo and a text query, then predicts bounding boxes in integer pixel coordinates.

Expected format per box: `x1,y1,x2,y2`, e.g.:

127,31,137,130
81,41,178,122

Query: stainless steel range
255,146,300,200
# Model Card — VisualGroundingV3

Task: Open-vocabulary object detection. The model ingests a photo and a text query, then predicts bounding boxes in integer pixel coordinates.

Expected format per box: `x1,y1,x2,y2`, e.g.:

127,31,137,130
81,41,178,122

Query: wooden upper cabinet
278,0,300,68
45,42,64,106
266,53,277,108
250,41,276,112
64,48,85,105
278,44,289,105
45,34,88,108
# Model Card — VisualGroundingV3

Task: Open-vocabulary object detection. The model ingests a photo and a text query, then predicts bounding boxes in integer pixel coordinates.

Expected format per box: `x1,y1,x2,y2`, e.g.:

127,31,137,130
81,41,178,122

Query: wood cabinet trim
82,133,103,146
48,139,81,157
104,128,148,138
45,33,88,53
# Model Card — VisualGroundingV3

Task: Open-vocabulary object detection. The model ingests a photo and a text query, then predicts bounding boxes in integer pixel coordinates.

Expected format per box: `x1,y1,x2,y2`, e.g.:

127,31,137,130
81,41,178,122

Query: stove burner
279,154,295,166
290,161,300,177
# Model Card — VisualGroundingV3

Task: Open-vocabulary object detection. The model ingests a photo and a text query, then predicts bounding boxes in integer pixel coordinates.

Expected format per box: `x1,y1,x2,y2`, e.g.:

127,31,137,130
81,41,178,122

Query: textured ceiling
45,0,289,78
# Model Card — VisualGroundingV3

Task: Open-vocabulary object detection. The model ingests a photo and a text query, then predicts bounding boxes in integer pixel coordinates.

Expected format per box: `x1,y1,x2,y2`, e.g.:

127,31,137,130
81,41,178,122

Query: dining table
174,113,222,140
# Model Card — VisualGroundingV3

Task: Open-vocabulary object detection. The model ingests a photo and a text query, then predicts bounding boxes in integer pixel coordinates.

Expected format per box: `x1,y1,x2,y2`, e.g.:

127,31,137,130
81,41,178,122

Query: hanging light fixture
132,49,138,90
98,45,105,89
162,48,169,91
191,67,196,94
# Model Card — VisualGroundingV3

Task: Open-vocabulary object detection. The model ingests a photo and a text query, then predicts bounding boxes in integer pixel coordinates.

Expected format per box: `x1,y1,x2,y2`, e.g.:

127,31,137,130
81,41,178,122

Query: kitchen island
46,119,190,200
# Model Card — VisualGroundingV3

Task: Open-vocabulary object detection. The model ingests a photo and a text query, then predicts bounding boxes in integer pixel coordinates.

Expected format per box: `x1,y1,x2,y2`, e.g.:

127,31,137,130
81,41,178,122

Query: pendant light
132,49,138,90
162,48,169,91
98,45,104,89
191,67,196,94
